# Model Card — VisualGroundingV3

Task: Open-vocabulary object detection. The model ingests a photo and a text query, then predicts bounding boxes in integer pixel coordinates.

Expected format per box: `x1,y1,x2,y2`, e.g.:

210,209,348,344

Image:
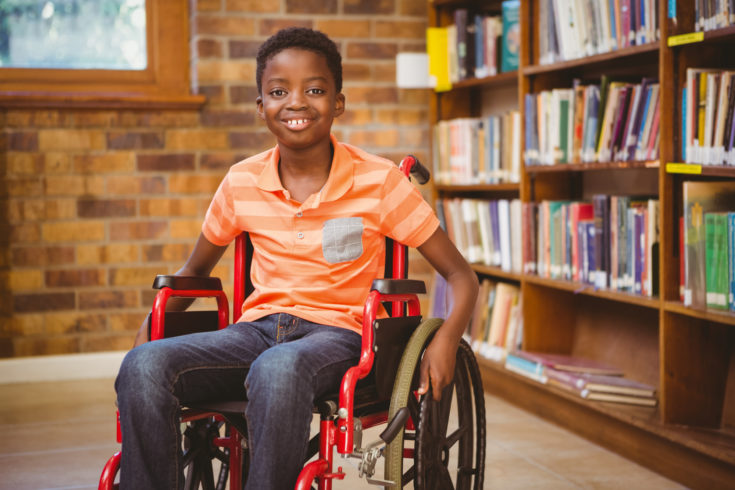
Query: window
0,0,204,109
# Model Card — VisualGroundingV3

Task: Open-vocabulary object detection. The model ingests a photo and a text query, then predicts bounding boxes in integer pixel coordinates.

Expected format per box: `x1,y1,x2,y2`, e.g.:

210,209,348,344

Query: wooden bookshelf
428,1,735,486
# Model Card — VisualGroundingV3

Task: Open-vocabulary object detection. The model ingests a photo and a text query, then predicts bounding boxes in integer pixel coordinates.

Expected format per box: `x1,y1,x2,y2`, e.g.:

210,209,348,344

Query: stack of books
504,350,657,407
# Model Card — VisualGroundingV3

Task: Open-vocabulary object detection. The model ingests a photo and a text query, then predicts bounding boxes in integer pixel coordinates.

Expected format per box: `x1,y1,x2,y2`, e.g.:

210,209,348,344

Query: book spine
729,212,735,311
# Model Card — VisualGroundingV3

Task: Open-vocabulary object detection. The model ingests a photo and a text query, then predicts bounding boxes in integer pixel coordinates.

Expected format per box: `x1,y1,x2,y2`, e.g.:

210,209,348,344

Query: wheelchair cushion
148,311,220,340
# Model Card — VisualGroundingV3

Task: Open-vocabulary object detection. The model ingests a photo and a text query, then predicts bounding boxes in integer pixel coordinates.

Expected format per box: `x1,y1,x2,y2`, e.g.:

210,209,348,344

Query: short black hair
256,27,343,95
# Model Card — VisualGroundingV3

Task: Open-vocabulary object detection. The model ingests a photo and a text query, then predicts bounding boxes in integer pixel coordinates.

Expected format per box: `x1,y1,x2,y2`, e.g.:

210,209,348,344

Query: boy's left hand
417,334,458,401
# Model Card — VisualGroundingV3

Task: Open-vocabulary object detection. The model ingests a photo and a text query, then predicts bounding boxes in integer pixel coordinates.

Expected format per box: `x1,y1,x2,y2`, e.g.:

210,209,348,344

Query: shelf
477,358,735,486
664,301,735,327
523,274,660,309
665,162,735,177
668,25,735,47
434,182,520,193
471,264,521,281
523,42,659,76
450,71,518,90
526,160,659,174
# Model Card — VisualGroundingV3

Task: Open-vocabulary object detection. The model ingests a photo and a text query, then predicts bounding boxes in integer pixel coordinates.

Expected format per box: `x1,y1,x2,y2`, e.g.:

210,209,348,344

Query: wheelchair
99,156,486,489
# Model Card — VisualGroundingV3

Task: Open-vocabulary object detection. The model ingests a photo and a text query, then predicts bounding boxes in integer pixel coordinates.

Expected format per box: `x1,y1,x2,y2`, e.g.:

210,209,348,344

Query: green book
706,212,729,310
684,181,735,308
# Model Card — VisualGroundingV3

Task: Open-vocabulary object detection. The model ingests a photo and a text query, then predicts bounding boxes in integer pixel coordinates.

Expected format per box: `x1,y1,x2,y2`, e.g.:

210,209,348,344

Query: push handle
399,154,431,185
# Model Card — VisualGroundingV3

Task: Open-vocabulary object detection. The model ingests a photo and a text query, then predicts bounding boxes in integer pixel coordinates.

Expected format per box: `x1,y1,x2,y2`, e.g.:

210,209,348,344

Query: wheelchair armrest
370,279,426,295
152,275,223,291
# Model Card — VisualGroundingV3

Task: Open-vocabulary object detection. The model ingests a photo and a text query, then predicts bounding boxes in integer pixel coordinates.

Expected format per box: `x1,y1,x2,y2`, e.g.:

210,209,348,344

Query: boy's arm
416,227,479,401
132,233,229,347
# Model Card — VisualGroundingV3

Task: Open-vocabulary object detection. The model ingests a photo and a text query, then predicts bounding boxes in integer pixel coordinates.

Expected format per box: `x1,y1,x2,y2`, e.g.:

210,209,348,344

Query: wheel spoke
443,424,470,449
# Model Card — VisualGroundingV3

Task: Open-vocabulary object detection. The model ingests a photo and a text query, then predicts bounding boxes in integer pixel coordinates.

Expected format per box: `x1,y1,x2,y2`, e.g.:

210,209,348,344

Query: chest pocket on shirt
322,217,364,264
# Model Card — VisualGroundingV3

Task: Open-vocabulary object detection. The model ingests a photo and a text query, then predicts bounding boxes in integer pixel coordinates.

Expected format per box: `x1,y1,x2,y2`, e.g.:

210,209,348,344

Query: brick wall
0,0,432,358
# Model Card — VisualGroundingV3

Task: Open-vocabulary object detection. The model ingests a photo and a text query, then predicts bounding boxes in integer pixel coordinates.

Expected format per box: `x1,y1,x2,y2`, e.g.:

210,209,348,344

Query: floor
0,378,684,490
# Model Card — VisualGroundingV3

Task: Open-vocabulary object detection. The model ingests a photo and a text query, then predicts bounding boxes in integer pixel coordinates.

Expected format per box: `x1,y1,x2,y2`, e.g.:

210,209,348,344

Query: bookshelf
428,0,735,486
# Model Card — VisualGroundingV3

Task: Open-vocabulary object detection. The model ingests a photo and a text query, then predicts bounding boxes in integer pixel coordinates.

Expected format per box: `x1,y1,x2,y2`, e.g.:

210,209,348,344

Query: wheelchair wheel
415,339,485,489
181,418,231,490
384,319,485,489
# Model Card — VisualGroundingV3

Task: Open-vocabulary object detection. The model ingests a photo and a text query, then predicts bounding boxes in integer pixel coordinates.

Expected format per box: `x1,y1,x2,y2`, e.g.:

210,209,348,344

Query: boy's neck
277,142,334,203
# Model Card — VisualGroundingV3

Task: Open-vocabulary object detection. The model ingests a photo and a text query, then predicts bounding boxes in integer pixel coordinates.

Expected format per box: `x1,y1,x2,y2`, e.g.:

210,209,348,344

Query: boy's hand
417,334,458,401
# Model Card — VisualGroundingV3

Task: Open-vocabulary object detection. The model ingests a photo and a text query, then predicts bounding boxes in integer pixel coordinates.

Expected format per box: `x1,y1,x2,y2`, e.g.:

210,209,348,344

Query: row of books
433,113,521,185
539,0,660,65
504,350,658,406
683,68,735,165
464,280,523,362
437,198,522,273
525,76,660,166
523,196,660,296
694,0,735,31
682,181,735,311
426,1,519,90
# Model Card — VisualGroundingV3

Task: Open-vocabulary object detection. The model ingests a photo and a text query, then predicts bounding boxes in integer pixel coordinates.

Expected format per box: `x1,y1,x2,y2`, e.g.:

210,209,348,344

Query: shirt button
297,232,304,239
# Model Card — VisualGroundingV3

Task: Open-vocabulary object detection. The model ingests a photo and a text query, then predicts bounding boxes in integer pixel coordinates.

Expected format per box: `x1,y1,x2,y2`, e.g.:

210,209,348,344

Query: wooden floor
0,378,684,489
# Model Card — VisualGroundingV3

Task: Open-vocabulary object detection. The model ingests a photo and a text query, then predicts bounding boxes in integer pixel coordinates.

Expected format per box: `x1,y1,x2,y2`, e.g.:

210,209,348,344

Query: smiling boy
115,27,478,489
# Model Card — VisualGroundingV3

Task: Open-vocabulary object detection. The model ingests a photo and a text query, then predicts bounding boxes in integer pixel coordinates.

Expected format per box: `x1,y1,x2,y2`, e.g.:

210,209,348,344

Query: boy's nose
286,91,307,109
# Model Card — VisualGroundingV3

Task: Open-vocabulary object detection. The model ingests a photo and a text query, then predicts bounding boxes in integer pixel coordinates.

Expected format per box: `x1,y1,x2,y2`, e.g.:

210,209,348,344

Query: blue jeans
115,313,362,490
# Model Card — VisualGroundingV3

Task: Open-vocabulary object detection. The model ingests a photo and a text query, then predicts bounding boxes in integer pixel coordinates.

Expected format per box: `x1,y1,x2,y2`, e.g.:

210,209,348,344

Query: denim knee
245,348,312,399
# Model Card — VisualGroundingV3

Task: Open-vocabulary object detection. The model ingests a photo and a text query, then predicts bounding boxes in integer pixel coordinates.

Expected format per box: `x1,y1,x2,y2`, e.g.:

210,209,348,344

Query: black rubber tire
415,339,486,490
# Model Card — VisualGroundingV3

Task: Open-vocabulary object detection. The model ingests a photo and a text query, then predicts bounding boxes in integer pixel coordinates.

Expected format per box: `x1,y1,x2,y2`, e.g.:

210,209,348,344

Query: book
501,1,521,72
683,181,735,308
705,212,729,310
545,369,656,397
729,212,735,311
583,391,657,406
505,352,547,383
427,27,451,92
514,351,625,376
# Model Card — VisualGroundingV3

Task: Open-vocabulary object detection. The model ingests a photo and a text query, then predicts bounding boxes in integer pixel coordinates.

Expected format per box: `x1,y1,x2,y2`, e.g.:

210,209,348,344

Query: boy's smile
257,48,345,153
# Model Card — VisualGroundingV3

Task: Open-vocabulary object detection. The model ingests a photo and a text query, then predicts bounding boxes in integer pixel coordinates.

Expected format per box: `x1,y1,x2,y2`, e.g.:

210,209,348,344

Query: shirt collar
256,134,354,203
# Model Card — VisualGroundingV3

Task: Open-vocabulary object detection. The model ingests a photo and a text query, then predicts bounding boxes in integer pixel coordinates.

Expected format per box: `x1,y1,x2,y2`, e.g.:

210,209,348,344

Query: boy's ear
334,93,345,117
256,96,264,120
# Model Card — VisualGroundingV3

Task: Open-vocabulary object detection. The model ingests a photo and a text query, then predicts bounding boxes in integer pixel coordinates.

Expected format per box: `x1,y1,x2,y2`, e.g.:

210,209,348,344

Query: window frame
0,0,205,110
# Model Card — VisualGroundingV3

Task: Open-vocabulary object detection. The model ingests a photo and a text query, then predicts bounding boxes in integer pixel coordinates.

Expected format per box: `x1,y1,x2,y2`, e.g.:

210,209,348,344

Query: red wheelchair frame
99,156,437,490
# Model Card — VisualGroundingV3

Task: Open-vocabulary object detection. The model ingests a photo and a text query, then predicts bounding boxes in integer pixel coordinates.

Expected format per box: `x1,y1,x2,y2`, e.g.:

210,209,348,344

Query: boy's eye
270,89,286,97
307,88,325,95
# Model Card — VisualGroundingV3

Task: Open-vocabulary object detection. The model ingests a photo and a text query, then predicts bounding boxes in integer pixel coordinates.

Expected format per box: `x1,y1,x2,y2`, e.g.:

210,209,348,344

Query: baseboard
0,351,127,384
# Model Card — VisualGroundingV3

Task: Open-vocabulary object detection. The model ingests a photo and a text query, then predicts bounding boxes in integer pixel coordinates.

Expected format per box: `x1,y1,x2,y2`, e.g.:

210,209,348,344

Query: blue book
682,87,687,161
583,85,600,162
500,1,520,72
634,210,644,294
505,352,546,383
474,14,486,77
586,221,596,285
525,93,539,165
728,212,735,311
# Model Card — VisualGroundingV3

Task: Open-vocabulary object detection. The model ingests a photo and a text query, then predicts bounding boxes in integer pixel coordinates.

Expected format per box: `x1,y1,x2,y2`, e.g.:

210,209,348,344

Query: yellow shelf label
666,162,702,174
667,32,705,47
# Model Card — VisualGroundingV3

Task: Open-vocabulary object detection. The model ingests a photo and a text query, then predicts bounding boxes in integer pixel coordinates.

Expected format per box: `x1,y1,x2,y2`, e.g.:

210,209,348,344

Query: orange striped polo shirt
202,134,440,333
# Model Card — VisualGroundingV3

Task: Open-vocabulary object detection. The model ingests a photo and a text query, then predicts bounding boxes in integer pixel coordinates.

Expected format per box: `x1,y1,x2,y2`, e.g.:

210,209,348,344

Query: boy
116,27,478,489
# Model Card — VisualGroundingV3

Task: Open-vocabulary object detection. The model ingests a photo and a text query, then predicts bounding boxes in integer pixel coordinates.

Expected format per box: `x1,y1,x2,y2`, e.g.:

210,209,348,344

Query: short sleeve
202,172,240,246
379,166,440,248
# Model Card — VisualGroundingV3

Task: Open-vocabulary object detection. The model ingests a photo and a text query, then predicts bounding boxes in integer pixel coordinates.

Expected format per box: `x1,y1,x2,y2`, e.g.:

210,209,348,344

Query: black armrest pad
152,275,223,290
371,279,426,295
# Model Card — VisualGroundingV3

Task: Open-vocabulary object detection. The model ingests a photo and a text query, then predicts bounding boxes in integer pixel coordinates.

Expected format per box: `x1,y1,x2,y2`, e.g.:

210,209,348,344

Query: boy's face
257,48,345,153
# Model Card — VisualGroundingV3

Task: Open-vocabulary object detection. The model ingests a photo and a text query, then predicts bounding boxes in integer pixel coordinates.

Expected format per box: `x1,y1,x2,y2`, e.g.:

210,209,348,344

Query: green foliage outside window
0,0,146,70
